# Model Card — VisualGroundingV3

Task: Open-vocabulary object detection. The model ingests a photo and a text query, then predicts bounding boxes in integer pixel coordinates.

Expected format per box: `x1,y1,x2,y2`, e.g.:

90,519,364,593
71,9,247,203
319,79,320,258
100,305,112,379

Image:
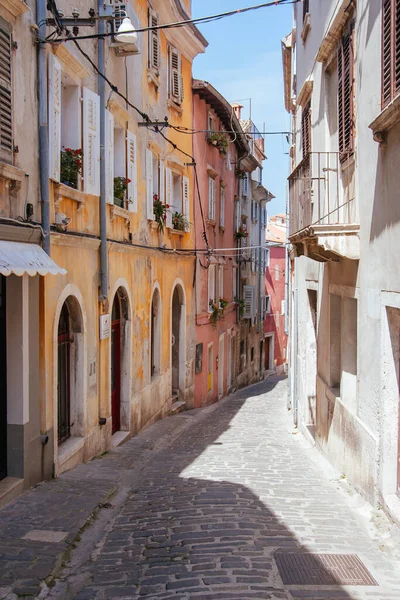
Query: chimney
231,103,243,120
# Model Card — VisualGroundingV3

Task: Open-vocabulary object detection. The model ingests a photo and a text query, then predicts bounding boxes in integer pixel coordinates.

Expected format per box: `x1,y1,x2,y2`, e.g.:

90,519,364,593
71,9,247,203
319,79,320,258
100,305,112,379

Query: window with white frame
265,295,271,314
275,265,279,281
148,7,160,73
208,112,214,134
165,169,190,231
168,46,183,104
0,19,12,164
113,125,125,207
208,264,216,311
265,247,270,267
208,176,216,221
220,184,225,228
105,110,137,210
49,54,100,196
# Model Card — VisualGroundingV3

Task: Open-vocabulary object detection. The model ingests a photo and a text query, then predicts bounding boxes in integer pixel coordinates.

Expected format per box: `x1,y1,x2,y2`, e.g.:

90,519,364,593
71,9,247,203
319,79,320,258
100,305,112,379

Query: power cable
46,0,299,44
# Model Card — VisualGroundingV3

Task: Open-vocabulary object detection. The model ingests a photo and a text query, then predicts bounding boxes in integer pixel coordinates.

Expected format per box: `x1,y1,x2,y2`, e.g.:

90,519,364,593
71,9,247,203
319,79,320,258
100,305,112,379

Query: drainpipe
256,202,263,335
98,2,107,302
38,0,50,254
285,184,291,409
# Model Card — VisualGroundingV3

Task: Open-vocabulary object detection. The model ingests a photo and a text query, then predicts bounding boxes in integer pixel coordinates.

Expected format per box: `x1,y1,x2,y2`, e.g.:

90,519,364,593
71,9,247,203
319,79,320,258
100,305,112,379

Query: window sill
1,0,30,17
168,98,183,115
110,204,131,225
219,225,225,233
147,68,160,90
54,182,86,211
0,161,25,191
369,94,400,142
301,13,311,43
169,228,185,236
206,218,216,227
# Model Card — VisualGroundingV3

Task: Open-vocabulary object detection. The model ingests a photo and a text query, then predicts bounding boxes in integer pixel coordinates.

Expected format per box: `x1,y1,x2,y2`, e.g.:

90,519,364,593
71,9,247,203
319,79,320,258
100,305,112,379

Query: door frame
111,295,121,435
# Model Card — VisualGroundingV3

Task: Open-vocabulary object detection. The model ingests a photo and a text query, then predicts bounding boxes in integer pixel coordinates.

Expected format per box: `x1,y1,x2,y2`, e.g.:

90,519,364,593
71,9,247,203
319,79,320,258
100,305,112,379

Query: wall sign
99,313,110,340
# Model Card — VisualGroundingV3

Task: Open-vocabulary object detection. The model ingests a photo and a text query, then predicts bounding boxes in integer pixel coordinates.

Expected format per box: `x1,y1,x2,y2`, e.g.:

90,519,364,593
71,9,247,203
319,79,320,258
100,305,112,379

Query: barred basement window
338,21,355,157
301,101,311,158
382,0,400,108
0,19,12,163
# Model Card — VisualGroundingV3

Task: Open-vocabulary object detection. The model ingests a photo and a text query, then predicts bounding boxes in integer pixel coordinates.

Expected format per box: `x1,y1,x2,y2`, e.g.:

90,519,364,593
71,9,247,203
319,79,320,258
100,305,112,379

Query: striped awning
0,241,66,276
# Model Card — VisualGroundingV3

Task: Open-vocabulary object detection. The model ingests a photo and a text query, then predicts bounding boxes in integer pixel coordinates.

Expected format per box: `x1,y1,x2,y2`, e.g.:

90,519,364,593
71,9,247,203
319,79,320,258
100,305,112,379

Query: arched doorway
111,294,121,434
150,288,161,379
172,287,181,397
57,303,72,444
171,284,186,400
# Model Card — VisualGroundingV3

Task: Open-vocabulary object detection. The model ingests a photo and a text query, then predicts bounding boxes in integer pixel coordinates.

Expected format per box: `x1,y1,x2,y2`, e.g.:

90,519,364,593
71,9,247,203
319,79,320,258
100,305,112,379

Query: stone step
169,400,186,415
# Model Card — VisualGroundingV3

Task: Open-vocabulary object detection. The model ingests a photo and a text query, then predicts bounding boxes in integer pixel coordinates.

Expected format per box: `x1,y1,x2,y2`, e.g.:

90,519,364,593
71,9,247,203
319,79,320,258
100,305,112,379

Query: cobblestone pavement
1,377,400,600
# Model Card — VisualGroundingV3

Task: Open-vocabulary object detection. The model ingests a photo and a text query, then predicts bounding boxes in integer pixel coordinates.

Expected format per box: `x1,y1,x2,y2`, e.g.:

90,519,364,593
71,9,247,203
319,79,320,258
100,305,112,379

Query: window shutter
243,285,255,319
127,130,137,212
0,22,12,164
338,23,354,156
146,148,154,220
243,174,248,197
301,102,311,158
218,265,224,299
48,53,61,181
182,175,190,229
208,177,215,220
165,167,173,228
159,158,165,203
83,87,100,195
105,109,114,205
170,47,182,103
149,9,160,70
381,0,400,107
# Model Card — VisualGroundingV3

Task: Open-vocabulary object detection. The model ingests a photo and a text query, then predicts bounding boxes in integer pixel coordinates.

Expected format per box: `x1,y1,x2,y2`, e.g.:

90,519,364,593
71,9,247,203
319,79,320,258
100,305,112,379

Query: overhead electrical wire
46,0,299,43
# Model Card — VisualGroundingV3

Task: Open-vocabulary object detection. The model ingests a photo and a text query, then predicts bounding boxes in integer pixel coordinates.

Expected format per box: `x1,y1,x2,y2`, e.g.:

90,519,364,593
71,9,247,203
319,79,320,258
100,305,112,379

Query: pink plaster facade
193,84,242,408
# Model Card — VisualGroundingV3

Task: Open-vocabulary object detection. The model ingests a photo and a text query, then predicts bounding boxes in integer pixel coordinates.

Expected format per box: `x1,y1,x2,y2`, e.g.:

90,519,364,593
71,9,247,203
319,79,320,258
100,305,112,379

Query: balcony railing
288,152,356,238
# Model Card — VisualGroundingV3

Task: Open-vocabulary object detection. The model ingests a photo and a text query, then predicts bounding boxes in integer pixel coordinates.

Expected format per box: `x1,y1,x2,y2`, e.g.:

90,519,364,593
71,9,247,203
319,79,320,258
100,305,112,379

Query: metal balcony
288,152,359,261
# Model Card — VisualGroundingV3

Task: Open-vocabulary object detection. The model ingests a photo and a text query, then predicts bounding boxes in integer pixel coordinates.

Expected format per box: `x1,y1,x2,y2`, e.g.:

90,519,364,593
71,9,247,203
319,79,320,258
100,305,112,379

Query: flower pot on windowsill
60,148,83,191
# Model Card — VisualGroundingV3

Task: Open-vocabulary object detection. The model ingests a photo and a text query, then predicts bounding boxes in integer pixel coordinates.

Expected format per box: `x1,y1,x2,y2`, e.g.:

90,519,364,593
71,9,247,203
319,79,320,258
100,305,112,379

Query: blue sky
192,0,293,216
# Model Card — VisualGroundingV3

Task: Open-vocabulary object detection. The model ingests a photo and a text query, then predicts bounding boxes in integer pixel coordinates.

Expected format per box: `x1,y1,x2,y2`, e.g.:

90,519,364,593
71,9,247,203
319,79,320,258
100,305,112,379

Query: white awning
0,241,66,276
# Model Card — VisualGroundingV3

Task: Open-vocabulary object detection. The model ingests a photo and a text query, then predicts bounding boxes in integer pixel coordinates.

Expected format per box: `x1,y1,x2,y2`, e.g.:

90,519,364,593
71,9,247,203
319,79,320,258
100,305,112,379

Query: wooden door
58,304,71,444
111,297,121,434
265,337,270,371
0,276,7,480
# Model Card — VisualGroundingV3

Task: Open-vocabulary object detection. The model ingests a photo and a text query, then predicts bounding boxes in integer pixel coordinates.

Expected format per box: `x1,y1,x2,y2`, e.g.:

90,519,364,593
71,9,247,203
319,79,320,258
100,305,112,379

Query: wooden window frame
0,18,13,164
338,21,355,159
301,101,311,158
382,0,400,108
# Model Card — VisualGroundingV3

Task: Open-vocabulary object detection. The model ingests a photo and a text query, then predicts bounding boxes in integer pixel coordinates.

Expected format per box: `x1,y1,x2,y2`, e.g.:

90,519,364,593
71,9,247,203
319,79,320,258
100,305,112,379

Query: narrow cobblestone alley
1,377,400,600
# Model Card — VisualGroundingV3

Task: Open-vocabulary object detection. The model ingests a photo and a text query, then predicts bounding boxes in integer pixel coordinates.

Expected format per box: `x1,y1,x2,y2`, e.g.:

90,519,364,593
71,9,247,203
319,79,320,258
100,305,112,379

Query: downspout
256,201,263,335
98,2,107,302
285,184,291,410
38,0,50,254
293,279,298,428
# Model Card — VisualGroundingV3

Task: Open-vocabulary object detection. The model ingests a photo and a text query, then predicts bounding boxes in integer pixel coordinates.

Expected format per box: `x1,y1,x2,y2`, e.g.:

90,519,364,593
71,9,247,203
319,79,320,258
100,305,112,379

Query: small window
113,125,125,207
208,264,216,311
169,46,183,104
153,153,160,197
195,343,203,374
208,112,214,133
172,171,182,214
0,19,12,163
233,267,237,300
275,265,279,281
218,265,224,300
338,21,355,157
303,0,310,22
265,296,271,314
208,177,216,221
250,347,254,363
220,184,225,227
301,101,311,158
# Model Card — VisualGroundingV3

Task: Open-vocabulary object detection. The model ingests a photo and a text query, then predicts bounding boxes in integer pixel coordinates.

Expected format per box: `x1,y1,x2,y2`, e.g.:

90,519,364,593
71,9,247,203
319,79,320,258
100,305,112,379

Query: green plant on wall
153,194,169,233
235,298,245,318
207,132,228,155
172,211,190,232
114,176,131,208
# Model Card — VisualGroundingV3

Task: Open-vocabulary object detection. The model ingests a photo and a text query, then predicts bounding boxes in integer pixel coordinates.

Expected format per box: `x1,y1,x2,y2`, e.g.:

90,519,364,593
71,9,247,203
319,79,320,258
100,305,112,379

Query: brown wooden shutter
338,22,354,157
148,9,159,71
0,21,12,163
301,101,311,158
381,0,400,108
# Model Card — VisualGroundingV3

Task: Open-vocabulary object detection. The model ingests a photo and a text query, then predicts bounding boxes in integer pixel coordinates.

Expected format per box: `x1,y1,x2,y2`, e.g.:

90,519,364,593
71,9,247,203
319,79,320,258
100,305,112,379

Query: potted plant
234,225,249,240
209,300,220,326
172,211,190,232
153,194,169,233
207,132,228,155
114,176,131,208
235,168,247,179
219,297,229,312
60,147,83,189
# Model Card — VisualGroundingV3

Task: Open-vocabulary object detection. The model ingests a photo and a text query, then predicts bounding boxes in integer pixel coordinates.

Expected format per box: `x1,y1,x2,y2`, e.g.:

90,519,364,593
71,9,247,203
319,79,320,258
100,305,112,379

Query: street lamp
115,16,138,45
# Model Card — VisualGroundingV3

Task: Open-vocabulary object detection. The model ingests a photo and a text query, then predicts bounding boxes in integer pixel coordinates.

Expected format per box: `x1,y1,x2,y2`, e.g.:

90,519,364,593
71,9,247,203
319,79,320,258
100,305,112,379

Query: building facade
264,214,288,375
284,0,400,520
